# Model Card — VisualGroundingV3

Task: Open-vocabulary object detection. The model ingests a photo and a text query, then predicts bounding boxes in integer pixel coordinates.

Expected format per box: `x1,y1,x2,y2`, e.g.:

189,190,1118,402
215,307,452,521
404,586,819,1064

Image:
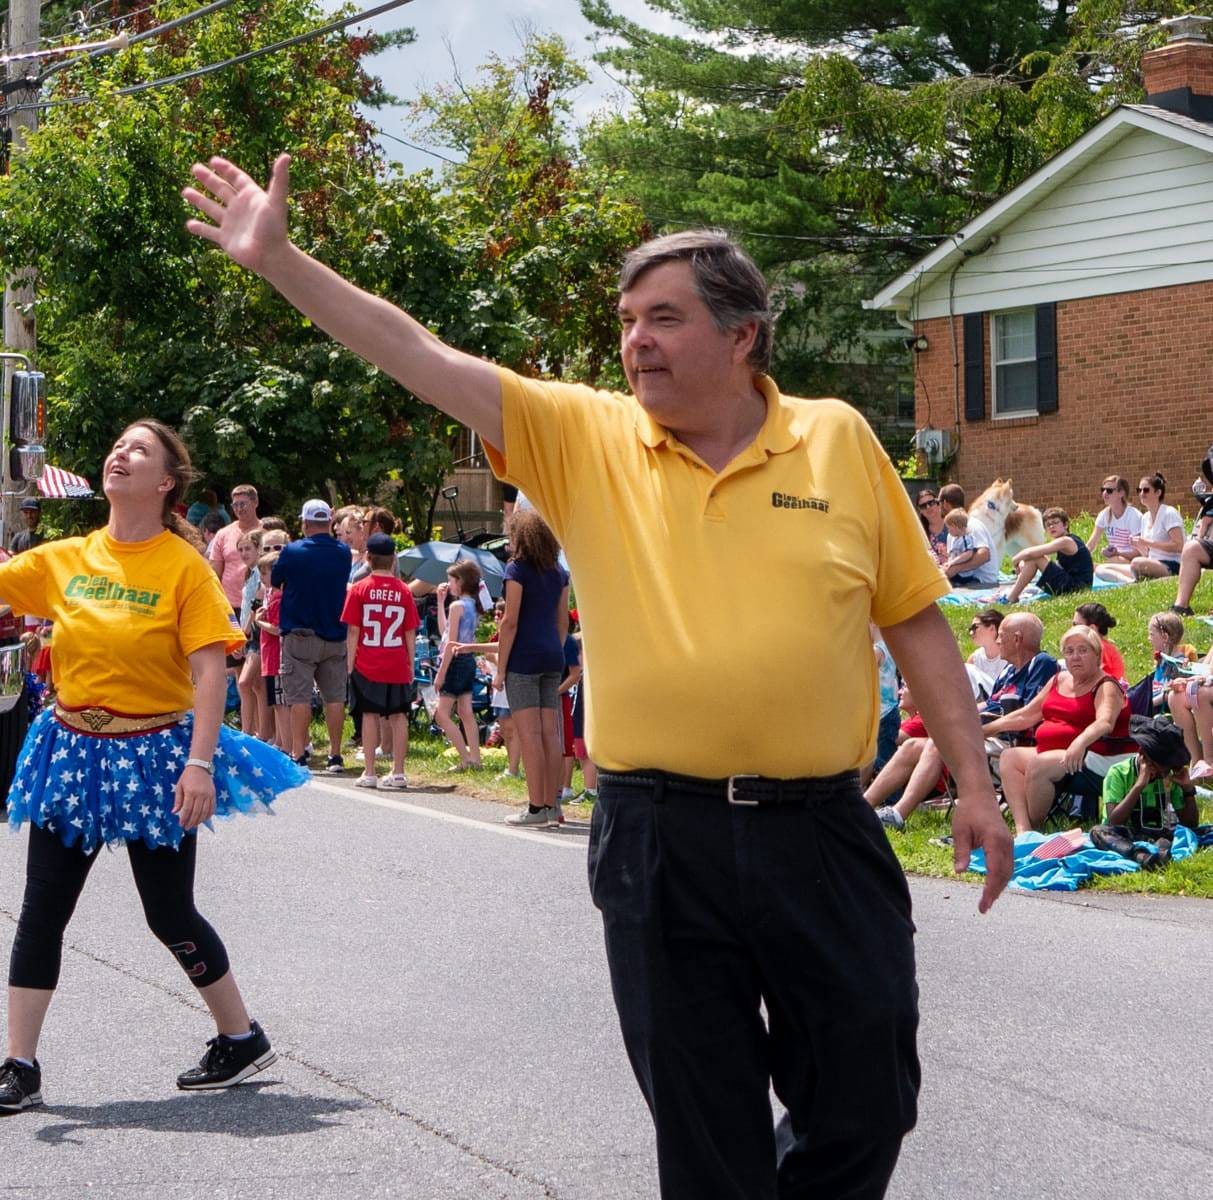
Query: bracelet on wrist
185,757,214,775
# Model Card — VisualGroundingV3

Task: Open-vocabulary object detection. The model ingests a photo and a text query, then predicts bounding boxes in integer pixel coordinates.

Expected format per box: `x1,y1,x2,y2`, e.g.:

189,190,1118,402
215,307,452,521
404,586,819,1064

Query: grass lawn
309,511,1213,896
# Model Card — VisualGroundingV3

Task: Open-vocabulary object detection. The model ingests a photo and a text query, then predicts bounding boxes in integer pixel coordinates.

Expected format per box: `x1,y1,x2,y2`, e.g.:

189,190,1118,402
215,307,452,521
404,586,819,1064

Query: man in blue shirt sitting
982,612,1059,741
271,499,352,771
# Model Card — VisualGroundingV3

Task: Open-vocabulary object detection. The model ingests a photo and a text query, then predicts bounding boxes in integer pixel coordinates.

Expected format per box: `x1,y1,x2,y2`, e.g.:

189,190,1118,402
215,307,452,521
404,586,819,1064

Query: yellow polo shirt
486,368,949,778
0,528,244,714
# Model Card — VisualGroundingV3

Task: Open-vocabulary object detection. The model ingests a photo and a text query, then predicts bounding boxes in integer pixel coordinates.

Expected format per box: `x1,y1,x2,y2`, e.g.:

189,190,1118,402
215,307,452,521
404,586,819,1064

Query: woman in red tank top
982,625,1129,834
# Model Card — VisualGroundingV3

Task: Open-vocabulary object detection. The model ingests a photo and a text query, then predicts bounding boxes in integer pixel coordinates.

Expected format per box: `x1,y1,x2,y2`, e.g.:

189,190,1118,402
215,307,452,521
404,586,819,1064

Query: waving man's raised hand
183,153,291,274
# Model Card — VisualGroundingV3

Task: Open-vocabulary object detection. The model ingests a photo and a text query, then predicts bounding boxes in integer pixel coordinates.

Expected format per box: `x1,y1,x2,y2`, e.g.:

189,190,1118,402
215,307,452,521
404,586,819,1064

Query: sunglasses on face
968,623,982,634
918,498,939,511
1100,486,1117,494
1137,486,1153,493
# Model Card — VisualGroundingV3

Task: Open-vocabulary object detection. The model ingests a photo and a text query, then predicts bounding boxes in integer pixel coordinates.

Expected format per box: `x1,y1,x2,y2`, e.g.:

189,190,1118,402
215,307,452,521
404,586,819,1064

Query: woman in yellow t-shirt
0,420,308,1115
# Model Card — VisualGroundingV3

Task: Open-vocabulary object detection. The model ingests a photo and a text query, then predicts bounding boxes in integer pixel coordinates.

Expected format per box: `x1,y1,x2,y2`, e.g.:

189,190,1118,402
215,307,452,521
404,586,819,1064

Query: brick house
865,15,1213,520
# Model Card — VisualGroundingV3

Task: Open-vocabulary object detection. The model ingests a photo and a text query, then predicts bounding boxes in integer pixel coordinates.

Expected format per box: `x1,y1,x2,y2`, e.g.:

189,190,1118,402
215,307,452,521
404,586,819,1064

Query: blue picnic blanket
938,574,1130,608
966,825,1213,892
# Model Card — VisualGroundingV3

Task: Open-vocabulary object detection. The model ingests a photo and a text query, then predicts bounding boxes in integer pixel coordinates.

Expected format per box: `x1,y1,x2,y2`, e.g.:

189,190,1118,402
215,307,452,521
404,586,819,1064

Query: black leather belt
599,768,859,808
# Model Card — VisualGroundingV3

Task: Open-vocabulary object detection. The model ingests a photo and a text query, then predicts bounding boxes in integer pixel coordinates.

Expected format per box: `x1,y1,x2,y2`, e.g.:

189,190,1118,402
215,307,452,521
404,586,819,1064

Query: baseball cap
19,498,40,511
300,498,332,522
366,532,396,556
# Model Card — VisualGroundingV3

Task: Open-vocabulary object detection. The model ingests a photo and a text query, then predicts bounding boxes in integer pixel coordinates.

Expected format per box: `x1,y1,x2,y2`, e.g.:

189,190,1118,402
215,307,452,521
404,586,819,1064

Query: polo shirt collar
633,374,801,457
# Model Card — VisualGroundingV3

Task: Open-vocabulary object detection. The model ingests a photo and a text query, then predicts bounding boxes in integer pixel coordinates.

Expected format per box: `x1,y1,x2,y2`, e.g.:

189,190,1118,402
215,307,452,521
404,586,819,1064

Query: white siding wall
911,128,1213,319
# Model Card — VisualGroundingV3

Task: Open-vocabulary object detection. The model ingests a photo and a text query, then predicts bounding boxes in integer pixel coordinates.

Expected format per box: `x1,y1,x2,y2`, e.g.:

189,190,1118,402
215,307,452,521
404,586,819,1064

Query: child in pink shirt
254,554,287,750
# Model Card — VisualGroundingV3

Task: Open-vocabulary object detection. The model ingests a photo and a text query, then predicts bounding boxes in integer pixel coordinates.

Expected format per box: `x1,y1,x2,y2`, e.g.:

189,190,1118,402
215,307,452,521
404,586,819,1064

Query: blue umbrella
397,541,507,599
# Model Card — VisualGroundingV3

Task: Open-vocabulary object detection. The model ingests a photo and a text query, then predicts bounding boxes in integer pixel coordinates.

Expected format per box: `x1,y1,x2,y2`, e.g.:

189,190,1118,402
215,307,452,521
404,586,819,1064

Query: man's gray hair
619,230,774,374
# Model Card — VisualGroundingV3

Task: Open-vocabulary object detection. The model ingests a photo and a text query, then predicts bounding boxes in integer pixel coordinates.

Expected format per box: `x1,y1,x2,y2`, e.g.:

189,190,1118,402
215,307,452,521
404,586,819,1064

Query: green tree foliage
2,9,643,538
580,0,1198,448
408,33,648,388
0,0,462,531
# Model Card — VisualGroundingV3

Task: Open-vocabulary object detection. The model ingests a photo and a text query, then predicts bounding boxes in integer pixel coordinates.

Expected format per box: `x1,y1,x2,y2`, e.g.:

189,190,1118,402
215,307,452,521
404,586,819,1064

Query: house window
991,309,1037,416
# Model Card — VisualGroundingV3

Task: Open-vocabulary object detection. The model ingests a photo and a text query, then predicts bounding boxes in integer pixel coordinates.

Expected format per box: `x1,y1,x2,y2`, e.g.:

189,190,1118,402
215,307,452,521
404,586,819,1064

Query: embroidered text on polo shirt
771,492,830,513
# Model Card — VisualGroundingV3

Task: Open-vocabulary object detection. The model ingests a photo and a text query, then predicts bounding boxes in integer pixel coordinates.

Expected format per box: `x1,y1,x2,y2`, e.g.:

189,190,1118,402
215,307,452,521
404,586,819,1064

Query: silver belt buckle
727,774,761,806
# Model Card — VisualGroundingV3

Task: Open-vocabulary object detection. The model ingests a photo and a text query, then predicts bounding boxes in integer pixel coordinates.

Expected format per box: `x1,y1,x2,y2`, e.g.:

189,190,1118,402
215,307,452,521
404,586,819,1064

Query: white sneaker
559,788,575,802
505,807,553,827
354,774,378,789
380,774,408,791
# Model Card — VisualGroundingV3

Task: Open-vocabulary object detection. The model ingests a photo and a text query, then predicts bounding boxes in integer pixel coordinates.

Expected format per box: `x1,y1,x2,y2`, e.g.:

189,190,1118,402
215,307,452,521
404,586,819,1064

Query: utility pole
2,0,40,544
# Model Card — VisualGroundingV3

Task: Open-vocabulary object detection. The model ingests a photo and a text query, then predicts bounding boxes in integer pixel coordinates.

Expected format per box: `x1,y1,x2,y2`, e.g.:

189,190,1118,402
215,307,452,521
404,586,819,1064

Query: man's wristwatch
185,758,214,775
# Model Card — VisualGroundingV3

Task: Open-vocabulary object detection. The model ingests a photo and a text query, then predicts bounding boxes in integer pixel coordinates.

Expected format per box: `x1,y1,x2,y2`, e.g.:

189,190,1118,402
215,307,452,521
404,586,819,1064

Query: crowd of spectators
921,472,1213,616
182,484,588,821
877,463,1213,860
866,595,1205,867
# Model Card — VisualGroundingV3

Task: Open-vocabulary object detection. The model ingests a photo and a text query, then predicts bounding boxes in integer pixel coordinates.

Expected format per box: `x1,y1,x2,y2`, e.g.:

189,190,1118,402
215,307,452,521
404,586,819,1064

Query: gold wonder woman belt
54,704,185,737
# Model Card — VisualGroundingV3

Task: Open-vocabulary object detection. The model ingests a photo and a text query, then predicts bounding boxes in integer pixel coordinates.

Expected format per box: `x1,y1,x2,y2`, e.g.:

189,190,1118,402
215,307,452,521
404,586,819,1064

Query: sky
340,0,684,173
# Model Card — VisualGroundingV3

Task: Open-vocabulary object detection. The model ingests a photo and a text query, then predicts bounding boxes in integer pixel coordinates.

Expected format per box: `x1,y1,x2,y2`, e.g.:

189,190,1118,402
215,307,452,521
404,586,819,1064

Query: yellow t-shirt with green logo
485,367,950,778
0,528,244,714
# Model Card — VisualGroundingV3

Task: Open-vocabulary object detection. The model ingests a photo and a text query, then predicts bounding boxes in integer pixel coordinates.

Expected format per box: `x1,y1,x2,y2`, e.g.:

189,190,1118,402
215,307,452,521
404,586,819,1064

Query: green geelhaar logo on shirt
65,575,162,609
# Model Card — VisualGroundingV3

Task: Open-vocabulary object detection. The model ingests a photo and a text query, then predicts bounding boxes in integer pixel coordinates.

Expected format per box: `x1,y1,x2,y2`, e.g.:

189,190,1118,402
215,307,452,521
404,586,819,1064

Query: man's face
995,621,1028,667
618,261,751,423
21,509,39,530
231,494,258,522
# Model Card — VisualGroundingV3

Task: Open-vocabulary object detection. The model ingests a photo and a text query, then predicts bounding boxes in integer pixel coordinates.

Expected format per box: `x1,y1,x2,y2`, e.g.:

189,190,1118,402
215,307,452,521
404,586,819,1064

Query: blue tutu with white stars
5,708,310,854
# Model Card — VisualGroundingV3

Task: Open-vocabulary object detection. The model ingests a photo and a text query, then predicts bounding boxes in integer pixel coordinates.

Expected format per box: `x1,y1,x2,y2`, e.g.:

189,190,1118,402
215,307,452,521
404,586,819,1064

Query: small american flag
1030,829,1086,860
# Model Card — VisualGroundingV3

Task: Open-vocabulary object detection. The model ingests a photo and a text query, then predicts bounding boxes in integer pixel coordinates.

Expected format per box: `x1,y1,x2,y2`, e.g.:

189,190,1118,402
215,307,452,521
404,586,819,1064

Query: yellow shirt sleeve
870,451,951,628
0,541,55,617
178,559,246,657
484,367,626,543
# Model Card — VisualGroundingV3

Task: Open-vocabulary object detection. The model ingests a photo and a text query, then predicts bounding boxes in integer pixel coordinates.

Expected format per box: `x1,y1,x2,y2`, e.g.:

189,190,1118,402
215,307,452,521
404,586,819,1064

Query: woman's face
338,514,367,551
917,493,941,523
969,618,999,653
103,425,170,506
1063,637,1099,677
1138,478,1158,507
446,573,462,597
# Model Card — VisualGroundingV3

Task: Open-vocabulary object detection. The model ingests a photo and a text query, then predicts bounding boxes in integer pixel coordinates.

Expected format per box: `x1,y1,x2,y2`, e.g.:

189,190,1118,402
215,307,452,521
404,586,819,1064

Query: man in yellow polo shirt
185,155,1013,1200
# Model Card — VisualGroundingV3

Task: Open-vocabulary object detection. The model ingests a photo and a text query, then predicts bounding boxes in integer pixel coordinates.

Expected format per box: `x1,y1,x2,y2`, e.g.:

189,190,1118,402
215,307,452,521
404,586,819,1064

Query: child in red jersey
341,533,419,790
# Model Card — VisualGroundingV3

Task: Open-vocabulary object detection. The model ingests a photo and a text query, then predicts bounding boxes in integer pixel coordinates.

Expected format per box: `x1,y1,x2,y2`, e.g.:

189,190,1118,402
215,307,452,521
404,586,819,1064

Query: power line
39,0,245,83
372,125,462,166
1,0,417,117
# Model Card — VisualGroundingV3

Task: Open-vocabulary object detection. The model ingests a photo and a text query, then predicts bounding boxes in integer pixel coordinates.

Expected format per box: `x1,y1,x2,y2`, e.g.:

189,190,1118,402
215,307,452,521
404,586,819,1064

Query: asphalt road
2,778,1212,1199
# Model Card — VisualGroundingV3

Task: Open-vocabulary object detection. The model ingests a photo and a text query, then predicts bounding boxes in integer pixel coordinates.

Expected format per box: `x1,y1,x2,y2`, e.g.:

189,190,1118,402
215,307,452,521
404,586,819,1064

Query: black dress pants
589,771,918,1200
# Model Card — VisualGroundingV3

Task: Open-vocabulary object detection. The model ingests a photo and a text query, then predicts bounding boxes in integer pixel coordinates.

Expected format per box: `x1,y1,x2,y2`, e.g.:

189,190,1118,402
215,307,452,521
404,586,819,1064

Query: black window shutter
963,313,985,421
1035,302,1058,414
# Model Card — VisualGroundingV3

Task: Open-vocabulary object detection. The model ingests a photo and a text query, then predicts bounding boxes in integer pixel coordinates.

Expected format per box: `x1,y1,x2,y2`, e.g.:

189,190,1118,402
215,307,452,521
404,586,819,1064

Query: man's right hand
183,154,291,276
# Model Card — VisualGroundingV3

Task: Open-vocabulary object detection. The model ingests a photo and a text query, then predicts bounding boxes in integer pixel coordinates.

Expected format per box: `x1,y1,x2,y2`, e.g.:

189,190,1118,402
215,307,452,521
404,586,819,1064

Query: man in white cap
270,499,351,771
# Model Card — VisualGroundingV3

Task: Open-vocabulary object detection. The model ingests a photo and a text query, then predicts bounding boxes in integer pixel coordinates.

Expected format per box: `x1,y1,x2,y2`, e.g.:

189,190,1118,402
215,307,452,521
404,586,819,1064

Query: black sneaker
325,755,345,775
177,1021,276,1091
294,752,310,767
0,1057,42,1113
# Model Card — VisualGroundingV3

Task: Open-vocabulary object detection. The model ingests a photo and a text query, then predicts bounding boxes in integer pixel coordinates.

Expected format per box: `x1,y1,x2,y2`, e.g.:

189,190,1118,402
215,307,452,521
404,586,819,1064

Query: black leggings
8,823,231,991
